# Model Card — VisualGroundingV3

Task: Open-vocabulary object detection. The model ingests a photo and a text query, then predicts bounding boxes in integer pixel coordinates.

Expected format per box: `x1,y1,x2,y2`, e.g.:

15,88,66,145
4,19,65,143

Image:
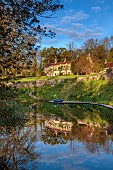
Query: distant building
44,58,73,76
104,62,113,79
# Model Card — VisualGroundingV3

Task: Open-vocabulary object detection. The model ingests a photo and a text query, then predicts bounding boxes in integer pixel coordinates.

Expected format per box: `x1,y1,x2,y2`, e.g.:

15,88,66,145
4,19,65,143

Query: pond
0,101,113,170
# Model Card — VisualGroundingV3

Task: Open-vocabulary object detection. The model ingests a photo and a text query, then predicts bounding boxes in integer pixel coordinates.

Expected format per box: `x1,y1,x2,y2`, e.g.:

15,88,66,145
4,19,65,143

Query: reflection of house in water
45,120,73,136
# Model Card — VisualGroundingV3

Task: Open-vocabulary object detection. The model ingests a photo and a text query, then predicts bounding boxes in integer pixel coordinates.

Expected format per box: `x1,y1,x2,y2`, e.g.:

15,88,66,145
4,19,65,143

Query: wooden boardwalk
28,91,113,110
48,100,113,110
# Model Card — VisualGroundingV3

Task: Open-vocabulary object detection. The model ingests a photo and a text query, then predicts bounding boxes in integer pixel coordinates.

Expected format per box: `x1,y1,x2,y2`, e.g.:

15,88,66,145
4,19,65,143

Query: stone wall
10,79,64,89
2,73,109,89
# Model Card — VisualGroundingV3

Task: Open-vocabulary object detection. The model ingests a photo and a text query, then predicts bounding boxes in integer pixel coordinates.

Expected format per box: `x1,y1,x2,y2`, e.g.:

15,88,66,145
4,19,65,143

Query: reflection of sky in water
36,139,113,170
1,102,113,170
19,103,113,170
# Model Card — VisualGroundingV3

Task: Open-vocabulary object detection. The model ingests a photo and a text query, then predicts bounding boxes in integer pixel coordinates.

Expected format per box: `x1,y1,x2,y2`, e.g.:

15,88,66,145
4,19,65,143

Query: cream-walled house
44,59,72,76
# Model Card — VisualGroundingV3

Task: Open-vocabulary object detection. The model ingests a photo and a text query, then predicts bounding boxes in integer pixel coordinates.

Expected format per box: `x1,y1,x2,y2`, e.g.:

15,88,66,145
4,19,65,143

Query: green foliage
34,78,113,106
0,100,28,128
0,85,19,100
40,47,72,67
109,48,113,61
1,75,112,106
0,83,31,101
0,0,63,78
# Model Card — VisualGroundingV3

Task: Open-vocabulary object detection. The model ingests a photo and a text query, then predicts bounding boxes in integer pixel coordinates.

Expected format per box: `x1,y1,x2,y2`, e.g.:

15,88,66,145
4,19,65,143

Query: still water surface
0,101,113,170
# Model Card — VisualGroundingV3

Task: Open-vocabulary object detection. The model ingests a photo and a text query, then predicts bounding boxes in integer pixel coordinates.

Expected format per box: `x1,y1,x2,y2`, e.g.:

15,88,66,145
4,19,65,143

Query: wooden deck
48,100,113,110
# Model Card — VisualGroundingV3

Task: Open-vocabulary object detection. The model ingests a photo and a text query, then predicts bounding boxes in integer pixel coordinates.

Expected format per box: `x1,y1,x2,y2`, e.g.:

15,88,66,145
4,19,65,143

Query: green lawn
15,74,86,82
15,76,47,82
14,75,74,82
1,72,105,83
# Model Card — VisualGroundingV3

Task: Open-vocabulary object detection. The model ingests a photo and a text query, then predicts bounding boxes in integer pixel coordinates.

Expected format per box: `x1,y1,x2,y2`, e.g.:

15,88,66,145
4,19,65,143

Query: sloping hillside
35,78,113,106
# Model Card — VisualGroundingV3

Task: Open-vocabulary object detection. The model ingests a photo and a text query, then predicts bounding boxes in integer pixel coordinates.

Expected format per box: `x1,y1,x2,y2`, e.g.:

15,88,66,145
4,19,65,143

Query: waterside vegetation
32,77,113,106
1,75,112,106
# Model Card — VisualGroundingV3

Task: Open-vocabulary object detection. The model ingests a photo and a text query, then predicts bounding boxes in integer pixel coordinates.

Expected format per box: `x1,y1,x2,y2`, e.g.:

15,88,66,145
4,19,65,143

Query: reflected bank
0,101,113,170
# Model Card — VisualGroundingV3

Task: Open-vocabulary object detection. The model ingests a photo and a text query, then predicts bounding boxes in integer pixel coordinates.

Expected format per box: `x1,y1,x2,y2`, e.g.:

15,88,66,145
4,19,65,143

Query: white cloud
61,11,89,25
54,24,104,41
91,6,102,12
72,23,85,29
41,7,105,48
41,21,104,46
95,0,105,5
81,28,104,38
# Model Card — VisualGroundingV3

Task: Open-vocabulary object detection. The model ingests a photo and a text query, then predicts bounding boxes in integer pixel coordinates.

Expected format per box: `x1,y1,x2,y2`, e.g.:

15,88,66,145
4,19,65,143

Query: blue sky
40,0,113,49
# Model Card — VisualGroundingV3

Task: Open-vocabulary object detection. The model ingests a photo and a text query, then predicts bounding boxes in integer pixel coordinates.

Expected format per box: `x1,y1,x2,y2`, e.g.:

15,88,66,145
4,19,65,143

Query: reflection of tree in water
28,102,113,154
0,100,28,128
33,102,113,128
0,101,41,170
1,100,113,169
40,118,113,154
0,125,40,170
72,124,113,154
28,103,113,155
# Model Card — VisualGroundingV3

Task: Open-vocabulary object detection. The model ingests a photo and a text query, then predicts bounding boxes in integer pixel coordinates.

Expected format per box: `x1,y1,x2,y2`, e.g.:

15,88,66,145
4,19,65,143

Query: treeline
40,36,113,75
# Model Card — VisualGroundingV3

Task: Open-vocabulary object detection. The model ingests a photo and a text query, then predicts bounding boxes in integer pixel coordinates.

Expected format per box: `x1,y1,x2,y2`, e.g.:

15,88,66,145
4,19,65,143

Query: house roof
104,62,113,68
49,60,73,66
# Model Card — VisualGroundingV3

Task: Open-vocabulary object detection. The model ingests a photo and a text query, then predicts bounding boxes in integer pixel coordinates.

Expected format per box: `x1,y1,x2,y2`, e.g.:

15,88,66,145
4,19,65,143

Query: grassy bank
34,78,113,106
1,75,113,106
1,77,113,128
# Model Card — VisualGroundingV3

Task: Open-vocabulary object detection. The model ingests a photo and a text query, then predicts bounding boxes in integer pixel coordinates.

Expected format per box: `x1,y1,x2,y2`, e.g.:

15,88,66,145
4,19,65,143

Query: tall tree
101,37,110,52
72,54,99,75
66,41,76,59
40,47,70,67
94,45,107,70
100,37,110,59
109,48,113,62
110,36,113,48
83,38,99,55
0,0,63,78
